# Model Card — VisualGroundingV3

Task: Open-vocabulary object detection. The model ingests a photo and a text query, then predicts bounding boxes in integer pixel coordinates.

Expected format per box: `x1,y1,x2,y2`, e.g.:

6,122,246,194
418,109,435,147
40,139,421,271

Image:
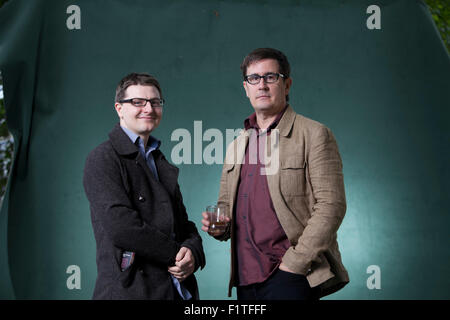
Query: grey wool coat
83,123,205,299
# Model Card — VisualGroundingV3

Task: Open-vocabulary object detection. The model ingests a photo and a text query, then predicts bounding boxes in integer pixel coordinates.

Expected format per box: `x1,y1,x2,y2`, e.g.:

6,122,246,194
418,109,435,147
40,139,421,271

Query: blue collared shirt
120,125,192,300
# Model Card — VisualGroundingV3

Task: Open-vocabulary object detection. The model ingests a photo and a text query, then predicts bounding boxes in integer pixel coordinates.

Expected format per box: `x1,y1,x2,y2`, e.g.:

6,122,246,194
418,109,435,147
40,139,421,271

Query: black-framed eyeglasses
244,72,285,85
119,98,165,108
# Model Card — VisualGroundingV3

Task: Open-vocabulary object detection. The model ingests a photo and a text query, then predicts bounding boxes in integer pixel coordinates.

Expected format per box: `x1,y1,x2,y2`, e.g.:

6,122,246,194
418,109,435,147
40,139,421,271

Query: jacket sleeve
174,184,206,272
83,147,180,267
282,126,347,275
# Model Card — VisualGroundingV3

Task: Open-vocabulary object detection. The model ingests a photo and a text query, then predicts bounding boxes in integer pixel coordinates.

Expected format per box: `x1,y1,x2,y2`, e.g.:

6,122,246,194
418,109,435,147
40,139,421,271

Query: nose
142,101,154,112
257,78,269,90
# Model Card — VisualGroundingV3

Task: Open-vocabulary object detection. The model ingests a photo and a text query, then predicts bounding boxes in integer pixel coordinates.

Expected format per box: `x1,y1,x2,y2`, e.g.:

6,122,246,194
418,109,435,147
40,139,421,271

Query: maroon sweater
235,107,291,286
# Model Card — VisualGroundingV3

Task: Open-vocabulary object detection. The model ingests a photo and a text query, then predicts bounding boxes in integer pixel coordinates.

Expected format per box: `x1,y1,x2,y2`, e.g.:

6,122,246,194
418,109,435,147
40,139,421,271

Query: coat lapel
135,151,160,184
276,105,296,138
226,130,249,216
108,123,178,195
226,106,296,217
265,105,296,196
153,150,179,196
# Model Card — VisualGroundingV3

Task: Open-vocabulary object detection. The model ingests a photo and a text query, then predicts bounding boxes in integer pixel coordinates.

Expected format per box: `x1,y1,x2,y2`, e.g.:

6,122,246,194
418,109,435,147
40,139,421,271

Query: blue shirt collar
120,125,161,152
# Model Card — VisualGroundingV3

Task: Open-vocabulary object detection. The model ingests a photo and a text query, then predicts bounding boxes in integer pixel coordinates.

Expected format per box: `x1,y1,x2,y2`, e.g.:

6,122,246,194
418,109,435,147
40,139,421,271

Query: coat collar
108,123,140,156
230,104,296,168
275,104,296,137
239,104,296,139
109,123,180,195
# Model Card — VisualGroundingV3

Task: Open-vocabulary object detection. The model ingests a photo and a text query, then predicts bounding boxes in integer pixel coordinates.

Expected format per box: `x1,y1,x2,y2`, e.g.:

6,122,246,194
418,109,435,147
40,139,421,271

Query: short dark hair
115,72,163,102
240,48,290,79
240,48,291,101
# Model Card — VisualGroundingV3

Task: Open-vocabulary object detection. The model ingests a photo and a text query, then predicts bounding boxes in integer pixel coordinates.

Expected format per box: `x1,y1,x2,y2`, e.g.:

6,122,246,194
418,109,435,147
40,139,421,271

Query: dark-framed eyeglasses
244,72,285,85
119,98,165,108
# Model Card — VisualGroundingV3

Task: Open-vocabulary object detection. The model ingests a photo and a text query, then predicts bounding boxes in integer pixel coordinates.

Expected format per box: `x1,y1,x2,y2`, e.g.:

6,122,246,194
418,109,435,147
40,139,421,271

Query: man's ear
284,77,292,96
243,81,250,98
114,102,123,119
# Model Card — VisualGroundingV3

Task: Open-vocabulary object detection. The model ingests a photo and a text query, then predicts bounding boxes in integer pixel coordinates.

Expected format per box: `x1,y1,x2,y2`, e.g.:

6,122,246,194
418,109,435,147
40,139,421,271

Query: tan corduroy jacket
216,105,349,298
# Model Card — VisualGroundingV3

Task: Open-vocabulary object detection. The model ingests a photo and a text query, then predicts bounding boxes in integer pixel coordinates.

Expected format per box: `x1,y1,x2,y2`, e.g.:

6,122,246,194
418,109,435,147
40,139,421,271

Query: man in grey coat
83,72,205,300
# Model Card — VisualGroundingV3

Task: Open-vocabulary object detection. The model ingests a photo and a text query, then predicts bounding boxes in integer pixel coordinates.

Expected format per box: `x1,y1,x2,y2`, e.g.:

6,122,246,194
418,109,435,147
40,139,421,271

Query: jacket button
138,196,145,202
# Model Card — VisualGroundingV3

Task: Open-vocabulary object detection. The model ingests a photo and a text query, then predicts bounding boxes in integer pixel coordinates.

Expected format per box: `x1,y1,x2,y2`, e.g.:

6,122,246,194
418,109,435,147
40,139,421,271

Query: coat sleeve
83,146,180,267
175,184,206,272
282,126,347,275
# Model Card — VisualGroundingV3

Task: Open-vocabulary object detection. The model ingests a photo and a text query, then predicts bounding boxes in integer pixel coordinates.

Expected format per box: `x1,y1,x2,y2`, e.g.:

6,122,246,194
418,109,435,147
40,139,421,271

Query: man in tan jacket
201,48,349,300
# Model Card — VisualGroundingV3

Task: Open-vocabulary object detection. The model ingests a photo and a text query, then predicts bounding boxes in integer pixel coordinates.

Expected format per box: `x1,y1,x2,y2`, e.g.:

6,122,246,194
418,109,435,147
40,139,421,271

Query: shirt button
138,195,145,202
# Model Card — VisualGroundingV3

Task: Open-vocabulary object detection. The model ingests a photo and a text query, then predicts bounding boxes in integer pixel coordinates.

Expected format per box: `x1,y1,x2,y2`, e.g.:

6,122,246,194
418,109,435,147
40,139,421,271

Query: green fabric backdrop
0,0,449,299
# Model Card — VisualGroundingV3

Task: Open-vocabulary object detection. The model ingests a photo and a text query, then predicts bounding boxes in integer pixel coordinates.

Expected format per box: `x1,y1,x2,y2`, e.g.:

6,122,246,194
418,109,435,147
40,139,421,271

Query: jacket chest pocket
280,155,307,196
